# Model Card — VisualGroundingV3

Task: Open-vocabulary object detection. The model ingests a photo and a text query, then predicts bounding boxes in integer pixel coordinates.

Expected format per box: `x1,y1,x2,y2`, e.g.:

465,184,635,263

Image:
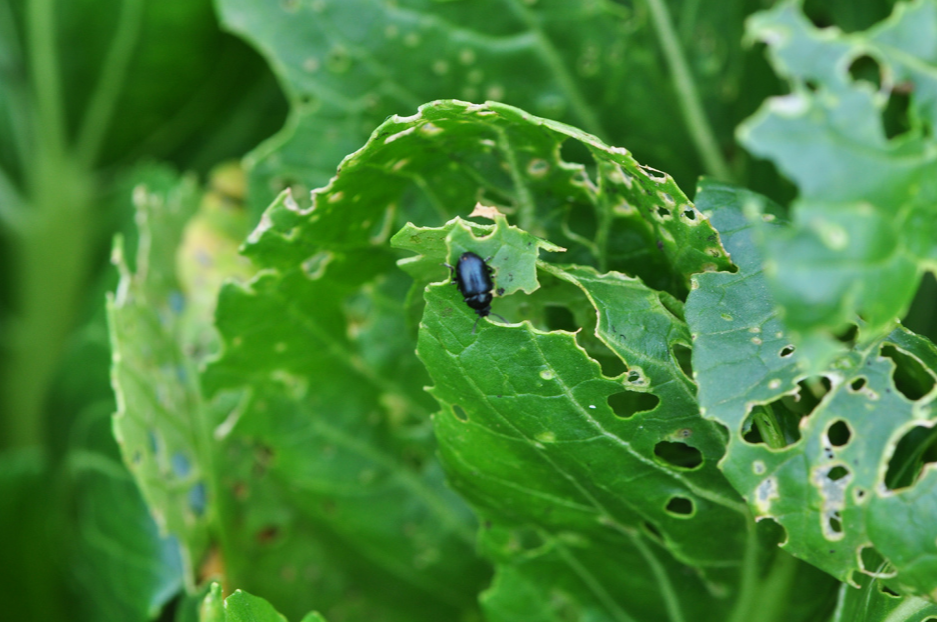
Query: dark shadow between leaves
880,344,936,401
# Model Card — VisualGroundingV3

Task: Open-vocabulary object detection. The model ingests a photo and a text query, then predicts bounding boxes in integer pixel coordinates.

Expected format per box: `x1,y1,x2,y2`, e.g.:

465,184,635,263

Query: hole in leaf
665,496,694,516
803,0,893,32
880,345,936,401
755,516,788,547
884,425,937,490
653,441,703,469
883,88,912,140
563,197,598,243
827,465,850,481
779,345,795,358
834,324,859,347
849,377,867,391
880,585,900,597
854,488,866,502
596,354,627,378
452,404,468,422
560,138,593,168
859,545,890,575
828,511,843,534
656,206,671,218
848,54,882,90
544,305,578,332
682,208,696,220
827,420,852,447
607,390,659,418
671,343,693,379
742,377,828,448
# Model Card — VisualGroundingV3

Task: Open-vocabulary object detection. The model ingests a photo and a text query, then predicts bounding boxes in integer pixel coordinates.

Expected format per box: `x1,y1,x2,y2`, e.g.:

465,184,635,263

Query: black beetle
445,252,507,333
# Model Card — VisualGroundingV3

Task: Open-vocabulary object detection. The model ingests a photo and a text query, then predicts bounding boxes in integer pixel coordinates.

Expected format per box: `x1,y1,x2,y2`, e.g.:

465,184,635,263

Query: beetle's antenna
491,313,508,324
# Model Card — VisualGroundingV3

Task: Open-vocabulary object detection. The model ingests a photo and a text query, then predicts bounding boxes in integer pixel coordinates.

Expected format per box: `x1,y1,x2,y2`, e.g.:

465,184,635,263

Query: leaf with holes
108,168,213,582
406,214,765,621
244,99,731,297
688,178,937,601
830,573,937,622
737,0,937,364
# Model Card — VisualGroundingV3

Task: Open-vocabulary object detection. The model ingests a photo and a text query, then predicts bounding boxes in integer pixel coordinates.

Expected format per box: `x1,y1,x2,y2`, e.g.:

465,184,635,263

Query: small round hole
827,420,852,447
665,496,694,516
779,345,795,358
850,377,867,391
828,465,850,481
452,404,468,422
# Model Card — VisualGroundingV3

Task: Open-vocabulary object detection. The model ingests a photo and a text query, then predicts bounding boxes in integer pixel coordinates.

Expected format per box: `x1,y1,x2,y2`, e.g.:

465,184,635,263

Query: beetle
445,251,507,333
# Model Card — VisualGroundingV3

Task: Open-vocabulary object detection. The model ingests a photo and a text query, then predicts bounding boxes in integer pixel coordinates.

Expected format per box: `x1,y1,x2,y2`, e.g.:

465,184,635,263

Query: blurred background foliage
2,0,930,620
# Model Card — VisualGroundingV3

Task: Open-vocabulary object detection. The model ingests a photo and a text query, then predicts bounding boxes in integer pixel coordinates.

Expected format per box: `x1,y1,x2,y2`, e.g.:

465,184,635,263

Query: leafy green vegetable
216,0,775,215
401,214,750,621
688,178,937,601
738,0,937,364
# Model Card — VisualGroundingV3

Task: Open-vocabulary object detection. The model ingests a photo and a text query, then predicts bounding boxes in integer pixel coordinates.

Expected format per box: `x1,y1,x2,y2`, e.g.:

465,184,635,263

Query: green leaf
737,0,937,361
245,99,731,294
688,178,937,601
405,213,758,620
108,167,213,581
217,0,773,214
199,583,328,622
71,451,184,622
0,450,67,621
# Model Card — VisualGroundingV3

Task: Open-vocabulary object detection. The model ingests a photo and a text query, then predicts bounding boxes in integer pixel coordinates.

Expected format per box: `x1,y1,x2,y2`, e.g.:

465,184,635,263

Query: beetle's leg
472,316,481,335
491,313,509,324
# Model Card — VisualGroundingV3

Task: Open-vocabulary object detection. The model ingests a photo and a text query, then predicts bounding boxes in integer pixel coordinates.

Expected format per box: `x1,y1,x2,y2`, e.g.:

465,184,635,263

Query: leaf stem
3,0,97,448
75,0,145,166
753,404,785,449
26,0,65,156
644,0,732,182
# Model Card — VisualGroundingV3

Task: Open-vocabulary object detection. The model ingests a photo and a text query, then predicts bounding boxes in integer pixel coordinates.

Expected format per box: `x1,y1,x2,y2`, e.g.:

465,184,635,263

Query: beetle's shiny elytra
445,252,505,333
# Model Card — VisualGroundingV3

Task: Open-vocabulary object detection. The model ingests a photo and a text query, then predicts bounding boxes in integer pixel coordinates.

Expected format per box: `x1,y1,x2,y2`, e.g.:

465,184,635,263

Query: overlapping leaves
738,0,937,364
217,0,769,214
688,179,937,601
